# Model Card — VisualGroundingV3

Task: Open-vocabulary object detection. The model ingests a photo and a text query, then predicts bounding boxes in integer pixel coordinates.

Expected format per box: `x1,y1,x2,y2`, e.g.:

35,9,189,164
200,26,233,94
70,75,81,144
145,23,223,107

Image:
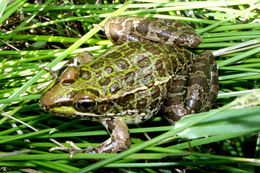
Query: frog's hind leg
104,17,202,48
163,51,218,124
185,50,218,113
163,69,190,124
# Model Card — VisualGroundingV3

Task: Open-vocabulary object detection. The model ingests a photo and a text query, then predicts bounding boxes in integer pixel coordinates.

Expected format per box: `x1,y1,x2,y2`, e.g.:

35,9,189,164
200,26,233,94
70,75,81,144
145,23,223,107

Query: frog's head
39,66,108,119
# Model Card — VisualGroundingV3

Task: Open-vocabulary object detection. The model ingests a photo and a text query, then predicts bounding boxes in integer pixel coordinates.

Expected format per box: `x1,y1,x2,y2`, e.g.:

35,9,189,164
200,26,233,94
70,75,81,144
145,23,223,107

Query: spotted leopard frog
40,17,218,154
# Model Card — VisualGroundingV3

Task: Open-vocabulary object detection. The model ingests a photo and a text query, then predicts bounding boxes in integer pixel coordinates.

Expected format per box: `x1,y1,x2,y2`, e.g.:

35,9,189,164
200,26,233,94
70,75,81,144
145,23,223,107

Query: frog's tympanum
40,17,218,154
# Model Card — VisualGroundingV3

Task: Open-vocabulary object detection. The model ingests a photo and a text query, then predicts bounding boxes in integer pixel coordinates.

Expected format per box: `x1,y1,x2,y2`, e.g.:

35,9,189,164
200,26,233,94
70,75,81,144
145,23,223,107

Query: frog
39,16,218,154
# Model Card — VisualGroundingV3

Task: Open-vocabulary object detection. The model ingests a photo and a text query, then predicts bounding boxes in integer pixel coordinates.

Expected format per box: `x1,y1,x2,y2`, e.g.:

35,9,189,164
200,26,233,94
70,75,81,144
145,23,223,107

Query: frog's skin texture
40,17,218,154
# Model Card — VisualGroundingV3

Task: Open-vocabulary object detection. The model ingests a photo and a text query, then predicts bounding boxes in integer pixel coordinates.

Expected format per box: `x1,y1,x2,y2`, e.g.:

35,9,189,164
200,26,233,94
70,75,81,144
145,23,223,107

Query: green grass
1,0,260,172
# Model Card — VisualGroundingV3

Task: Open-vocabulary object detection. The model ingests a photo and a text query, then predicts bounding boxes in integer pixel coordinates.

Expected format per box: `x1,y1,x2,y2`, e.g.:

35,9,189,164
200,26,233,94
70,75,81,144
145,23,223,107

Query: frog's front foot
50,117,131,156
49,141,87,158
94,117,131,153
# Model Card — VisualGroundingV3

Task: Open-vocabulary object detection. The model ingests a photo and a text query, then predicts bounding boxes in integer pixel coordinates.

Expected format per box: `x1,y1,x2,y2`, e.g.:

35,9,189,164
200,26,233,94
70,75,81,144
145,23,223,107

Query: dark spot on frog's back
121,71,135,86
155,59,167,77
115,59,130,70
80,70,92,80
106,51,122,59
143,44,162,55
128,42,141,49
91,61,104,69
142,74,155,86
151,86,161,99
150,99,159,109
110,82,121,94
137,57,151,68
118,93,134,107
99,77,111,87
155,59,163,69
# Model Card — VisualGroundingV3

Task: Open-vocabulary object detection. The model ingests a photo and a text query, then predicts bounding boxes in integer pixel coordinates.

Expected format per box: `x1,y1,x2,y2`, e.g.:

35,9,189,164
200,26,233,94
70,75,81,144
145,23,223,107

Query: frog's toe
49,141,84,159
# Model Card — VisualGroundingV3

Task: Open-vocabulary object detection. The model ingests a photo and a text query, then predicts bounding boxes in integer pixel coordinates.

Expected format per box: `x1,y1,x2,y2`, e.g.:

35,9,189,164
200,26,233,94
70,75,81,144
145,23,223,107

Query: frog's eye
75,99,96,111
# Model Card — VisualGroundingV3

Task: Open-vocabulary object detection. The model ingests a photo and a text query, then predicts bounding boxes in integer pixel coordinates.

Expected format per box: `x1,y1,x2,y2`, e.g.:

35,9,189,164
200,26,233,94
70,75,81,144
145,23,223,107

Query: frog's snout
39,85,74,112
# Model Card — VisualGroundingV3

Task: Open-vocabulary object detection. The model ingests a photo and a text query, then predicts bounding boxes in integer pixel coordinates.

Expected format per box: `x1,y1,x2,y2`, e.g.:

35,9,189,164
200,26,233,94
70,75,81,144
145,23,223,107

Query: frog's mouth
41,103,141,121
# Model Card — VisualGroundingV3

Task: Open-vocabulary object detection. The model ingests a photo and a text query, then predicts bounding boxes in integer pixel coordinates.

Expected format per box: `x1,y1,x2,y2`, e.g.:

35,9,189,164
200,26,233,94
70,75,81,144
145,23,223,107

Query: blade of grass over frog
197,2,260,35
0,2,131,113
0,128,51,144
0,0,26,25
77,103,234,172
218,46,260,68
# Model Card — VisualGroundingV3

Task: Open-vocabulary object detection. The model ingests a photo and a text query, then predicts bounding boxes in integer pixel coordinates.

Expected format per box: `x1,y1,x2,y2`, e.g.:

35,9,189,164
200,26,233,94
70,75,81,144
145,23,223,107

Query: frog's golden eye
75,99,96,111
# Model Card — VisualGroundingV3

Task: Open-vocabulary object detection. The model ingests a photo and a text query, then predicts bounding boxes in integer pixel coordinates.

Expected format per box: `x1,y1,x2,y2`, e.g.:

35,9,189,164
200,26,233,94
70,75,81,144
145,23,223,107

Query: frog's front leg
51,117,131,154
90,117,131,153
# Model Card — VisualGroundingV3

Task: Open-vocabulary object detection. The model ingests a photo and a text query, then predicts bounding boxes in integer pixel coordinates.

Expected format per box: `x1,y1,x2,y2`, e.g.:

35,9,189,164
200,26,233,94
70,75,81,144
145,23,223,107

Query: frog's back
73,41,193,123
80,42,191,98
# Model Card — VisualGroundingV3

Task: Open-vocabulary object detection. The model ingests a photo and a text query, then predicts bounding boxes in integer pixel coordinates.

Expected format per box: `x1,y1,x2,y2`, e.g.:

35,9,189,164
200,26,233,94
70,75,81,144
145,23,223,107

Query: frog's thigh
203,51,218,111
163,69,189,124
89,117,131,153
185,50,218,113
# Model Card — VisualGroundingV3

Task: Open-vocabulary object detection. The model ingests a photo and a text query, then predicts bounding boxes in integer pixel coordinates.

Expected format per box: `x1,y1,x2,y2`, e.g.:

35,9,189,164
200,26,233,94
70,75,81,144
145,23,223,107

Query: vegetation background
0,0,260,172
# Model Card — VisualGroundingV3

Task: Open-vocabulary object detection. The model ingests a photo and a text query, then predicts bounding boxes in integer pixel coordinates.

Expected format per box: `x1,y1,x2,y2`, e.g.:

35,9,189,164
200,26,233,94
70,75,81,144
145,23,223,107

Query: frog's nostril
61,79,75,86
